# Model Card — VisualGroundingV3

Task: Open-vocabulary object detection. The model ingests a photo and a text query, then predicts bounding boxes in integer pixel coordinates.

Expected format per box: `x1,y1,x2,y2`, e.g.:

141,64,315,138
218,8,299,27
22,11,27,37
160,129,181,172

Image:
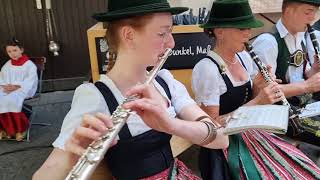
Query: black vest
269,27,316,107
94,76,173,180
199,55,253,180
269,27,310,84
215,57,253,115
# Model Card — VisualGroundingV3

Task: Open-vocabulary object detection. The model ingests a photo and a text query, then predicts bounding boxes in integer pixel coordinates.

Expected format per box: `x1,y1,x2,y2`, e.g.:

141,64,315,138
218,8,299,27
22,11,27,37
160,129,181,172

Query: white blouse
252,19,317,83
53,69,196,150
192,50,256,106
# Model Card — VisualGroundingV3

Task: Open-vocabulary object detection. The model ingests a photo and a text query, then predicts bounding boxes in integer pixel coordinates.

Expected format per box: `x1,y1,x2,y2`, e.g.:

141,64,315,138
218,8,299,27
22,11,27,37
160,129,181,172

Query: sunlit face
133,12,175,67
288,3,318,32
6,45,24,60
216,28,252,52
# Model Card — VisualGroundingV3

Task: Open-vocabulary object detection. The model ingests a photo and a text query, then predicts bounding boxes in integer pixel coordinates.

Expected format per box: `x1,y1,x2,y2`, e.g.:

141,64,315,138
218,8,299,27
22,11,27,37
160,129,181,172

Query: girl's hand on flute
123,83,174,134
65,113,117,156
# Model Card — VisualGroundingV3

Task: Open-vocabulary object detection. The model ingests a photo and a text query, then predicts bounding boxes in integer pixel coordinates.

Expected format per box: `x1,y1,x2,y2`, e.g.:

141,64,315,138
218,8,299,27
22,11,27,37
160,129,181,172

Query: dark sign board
95,31,213,74
164,32,213,69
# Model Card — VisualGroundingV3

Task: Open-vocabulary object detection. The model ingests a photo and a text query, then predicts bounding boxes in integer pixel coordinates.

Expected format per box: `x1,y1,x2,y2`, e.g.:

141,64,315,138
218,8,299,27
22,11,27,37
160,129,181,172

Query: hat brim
200,18,264,29
93,7,189,22
288,0,320,6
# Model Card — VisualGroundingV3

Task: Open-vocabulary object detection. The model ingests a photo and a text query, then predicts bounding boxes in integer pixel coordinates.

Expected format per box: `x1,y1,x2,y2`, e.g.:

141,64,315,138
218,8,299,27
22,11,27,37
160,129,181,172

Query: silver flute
65,48,173,180
307,24,320,67
245,43,303,134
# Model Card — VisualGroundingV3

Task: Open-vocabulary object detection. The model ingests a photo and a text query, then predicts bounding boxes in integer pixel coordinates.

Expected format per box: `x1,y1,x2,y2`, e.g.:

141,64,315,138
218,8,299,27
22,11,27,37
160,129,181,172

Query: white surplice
0,60,38,113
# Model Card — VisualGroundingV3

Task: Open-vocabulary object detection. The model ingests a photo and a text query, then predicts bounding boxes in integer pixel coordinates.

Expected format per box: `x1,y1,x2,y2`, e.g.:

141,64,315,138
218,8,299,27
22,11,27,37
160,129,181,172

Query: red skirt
140,159,200,180
225,130,320,180
112,159,200,180
0,112,29,136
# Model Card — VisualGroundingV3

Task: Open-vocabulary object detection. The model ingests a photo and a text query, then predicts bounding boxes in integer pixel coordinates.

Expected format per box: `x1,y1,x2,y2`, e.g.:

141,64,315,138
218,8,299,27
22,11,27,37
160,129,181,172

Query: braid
204,28,216,48
105,27,117,72
106,47,117,72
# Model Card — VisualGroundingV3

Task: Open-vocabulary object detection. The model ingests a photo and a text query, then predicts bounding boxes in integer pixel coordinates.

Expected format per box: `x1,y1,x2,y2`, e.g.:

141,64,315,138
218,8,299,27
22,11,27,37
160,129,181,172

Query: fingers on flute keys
65,113,114,156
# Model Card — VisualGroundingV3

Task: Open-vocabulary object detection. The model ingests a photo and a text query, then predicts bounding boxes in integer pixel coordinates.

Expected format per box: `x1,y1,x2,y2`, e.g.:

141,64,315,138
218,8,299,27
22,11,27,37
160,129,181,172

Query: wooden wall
0,0,107,91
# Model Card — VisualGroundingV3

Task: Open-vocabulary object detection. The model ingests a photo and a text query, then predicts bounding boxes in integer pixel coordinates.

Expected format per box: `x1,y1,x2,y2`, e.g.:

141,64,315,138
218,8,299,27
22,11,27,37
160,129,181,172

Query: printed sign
164,32,213,69
95,31,213,73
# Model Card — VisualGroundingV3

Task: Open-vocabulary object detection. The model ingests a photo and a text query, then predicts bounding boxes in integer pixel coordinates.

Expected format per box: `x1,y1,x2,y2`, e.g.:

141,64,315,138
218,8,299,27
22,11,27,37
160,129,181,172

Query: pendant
220,64,227,74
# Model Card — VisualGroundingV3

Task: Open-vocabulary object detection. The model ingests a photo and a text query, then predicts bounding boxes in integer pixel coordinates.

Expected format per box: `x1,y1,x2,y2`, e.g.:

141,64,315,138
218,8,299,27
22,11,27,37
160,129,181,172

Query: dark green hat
93,0,189,22
285,0,320,6
200,0,263,29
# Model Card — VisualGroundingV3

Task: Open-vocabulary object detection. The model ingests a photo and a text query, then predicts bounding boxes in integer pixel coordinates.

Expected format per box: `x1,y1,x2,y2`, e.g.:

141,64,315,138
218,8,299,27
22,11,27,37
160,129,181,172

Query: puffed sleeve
192,58,221,106
252,33,279,75
157,69,196,114
52,83,109,150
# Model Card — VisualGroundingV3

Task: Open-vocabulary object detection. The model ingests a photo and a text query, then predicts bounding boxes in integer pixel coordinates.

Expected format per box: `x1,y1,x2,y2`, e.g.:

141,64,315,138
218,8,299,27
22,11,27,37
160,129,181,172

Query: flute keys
87,154,99,164
91,139,103,149
118,112,127,118
113,116,125,124
108,127,116,132
86,148,101,164
101,133,110,140
125,94,140,102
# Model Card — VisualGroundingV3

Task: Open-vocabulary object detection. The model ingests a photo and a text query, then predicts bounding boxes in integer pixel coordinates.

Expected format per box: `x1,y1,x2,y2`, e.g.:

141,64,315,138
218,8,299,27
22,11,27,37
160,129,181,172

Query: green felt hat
200,0,263,29
93,0,189,22
286,0,320,6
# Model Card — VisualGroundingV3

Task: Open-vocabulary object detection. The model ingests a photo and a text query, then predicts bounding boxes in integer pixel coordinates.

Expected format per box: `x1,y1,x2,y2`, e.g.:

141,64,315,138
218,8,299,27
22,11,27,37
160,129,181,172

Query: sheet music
224,105,289,135
299,101,320,119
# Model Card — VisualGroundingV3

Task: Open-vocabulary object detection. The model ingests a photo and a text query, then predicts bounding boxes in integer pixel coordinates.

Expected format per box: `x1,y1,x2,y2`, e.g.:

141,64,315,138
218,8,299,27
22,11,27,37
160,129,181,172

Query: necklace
224,57,237,65
213,48,238,65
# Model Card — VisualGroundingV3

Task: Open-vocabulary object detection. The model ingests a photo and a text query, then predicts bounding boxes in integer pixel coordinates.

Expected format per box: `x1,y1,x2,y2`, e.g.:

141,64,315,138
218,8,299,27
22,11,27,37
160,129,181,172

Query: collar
11,55,29,66
207,50,228,68
276,19,305,40
207,50,243,69
276,19,290,38
99,74,124,101
99,73,171,106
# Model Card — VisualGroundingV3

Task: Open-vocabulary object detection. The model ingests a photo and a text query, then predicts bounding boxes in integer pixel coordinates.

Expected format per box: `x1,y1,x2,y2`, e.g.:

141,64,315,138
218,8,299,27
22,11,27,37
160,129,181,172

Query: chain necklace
224,57,238,65
213,48,238,65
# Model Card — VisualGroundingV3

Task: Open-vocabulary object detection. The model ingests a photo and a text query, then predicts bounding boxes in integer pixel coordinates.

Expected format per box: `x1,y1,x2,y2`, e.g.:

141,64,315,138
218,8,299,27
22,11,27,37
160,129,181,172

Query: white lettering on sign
172,47,194,56
171,45,212,56
196,45,212,55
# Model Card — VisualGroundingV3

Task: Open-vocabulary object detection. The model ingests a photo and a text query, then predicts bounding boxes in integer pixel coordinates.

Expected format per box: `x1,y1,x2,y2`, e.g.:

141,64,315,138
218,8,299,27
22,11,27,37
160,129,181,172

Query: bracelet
198,120,218,146
194,115,221,128
194,115,211,122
